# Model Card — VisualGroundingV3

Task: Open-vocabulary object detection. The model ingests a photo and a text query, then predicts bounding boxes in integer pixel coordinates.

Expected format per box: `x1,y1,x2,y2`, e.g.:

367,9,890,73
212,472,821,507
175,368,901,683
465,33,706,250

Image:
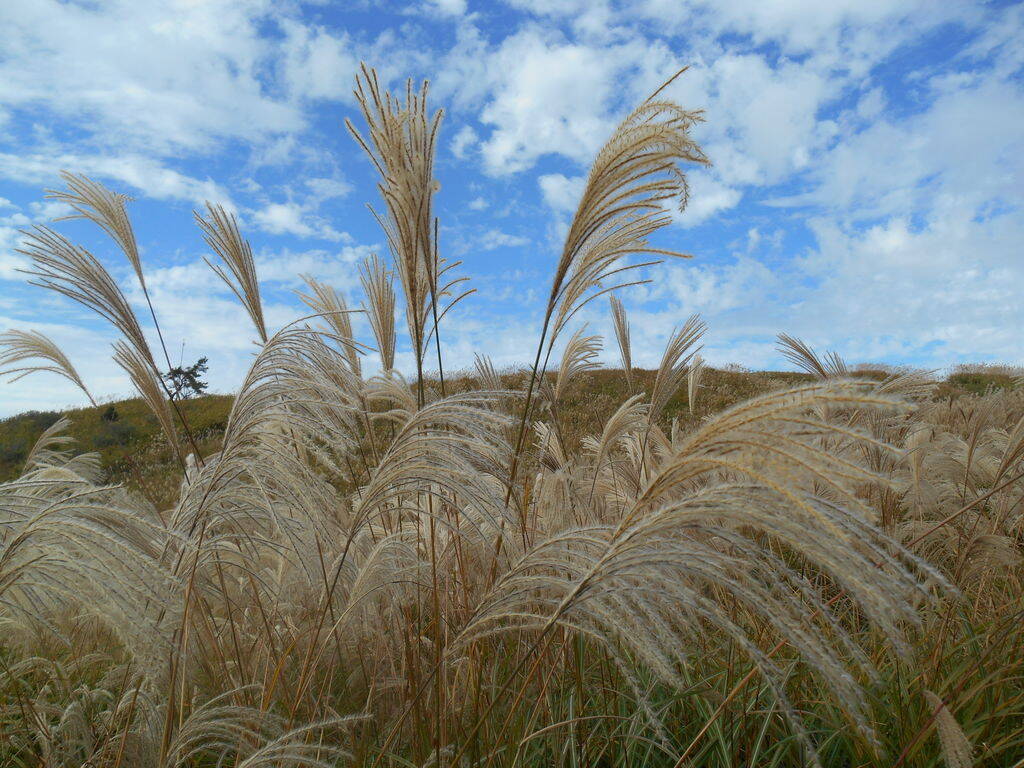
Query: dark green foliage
0,394,233,483
163,356,209,399
93,420,138,449
945,371,1017,396
0,410,61,468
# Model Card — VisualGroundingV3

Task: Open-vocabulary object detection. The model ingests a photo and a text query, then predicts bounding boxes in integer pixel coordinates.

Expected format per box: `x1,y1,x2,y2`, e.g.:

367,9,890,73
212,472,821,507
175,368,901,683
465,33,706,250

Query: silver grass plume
687,353,705,414
44,172,180,377
550,327,602,406
154,686,365,767
359,253,397,372
23,416,79,474
195,203,267,344
19,178,205,462
113,340,184,469
649,314,705,422
508,68,709,528
777,333,848,379
473,354,503,392
923,690,973,768
298,275,363,376
46,171,144,287
353,387,517,546
894,394,1024,587
0,467,175,672
347,64,442,389
22,422,102,482
609,294,633,391
585,392,649,505
17,226,156,371
0,329,96,406
545,75,709,345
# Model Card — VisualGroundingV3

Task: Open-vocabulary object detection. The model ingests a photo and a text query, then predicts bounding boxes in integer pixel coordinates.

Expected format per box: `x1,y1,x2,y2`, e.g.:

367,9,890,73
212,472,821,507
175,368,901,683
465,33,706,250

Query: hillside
0,393,233,499
2,364,1014,494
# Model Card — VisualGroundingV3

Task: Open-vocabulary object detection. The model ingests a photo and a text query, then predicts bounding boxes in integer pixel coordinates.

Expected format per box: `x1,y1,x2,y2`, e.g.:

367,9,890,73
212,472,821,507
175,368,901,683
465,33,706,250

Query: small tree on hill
164,357,209,400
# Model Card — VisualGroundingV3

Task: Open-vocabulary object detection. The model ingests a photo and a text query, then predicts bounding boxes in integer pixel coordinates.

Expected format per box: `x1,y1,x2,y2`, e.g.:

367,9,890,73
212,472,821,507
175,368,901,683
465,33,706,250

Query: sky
0,0,1022,415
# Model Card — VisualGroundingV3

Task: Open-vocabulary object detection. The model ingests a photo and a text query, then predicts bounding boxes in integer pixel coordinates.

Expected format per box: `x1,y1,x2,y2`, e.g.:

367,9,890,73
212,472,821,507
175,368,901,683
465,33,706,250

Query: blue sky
1,0,1022,415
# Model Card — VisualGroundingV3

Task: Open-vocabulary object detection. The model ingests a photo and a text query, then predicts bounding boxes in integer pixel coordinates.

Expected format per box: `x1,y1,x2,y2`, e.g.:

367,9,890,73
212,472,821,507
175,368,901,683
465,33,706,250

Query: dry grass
1,65,1022,768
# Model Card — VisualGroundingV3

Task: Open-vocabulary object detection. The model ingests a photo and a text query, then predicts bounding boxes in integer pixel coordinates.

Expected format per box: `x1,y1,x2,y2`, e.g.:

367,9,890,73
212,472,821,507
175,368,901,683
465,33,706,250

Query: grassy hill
3,364,1015,492
0,394,233,497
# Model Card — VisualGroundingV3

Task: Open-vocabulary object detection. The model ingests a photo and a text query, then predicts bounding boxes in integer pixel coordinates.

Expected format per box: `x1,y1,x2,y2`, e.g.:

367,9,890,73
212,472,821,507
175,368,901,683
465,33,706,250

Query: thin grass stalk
430,218,446,397
893,607,1024,767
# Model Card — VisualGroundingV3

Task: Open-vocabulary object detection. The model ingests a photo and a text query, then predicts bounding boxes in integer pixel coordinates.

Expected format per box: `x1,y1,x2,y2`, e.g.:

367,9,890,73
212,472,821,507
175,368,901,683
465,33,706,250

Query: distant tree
101,405,119,422
164,357,209,400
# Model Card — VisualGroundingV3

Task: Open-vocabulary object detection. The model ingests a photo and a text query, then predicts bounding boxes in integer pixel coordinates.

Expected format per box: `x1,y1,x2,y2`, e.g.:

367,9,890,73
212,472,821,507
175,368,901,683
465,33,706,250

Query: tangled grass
1,66,1022,768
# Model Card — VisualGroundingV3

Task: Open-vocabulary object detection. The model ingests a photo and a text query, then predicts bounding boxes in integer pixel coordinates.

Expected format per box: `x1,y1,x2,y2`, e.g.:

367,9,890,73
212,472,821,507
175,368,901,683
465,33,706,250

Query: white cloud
657,256,779,319
856,87,886,121
306,177,352,200
633,49,1024,370
468,196,488,210
0,0,303,154
0,210,31,280
251,201,347,242
698,54,836,184
451,126,479,159
538,173,585,215
673,171,742,227
432,23,493,108
961,3,1024,79
254,246,374,290
473,27,638,174
27,200,72,221
469,28,678,174
634,0,970,68
479,229,530,250
0,198,85,284
790,76,1024,219
795,209,1024,362
0,151,234,209
425,0,467,16
279,21,362,103
279,18,429,106
503,0,616,40
437,20,846,197
253,202,306,235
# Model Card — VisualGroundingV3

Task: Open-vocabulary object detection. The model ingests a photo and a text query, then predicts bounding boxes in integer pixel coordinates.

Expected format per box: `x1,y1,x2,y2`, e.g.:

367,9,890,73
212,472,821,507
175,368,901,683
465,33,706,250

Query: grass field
1,65,1022,767
0,364,1014,494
